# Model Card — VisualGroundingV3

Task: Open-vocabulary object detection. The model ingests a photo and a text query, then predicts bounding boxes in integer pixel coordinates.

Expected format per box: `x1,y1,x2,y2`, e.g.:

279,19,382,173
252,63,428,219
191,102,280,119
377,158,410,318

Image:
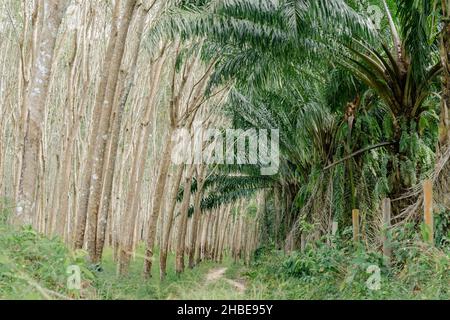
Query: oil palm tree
164,0,442,245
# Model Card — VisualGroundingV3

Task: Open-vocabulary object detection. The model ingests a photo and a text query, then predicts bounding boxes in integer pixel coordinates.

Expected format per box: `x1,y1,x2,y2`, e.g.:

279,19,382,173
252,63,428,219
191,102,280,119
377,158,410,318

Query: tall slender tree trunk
212,209,222,261
16,0,68,226
206,210,217,260
175,165,194,274
188,166,204,268
74,1,121,249
96,6,148,262
273,185,281,249
54,32,79,238
159,165,184,280
85,0,138,263
195,211,205,265
218,207,231,263
235,213,244,262
143,127,175,278
200,211,211,261
117,47,167,274
15,0,41,210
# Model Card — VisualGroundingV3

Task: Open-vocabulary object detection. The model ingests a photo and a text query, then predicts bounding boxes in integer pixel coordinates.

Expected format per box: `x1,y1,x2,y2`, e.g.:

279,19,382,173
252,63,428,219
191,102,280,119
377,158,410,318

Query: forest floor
94,247,251,300
205,267,246,294
1,224,448,300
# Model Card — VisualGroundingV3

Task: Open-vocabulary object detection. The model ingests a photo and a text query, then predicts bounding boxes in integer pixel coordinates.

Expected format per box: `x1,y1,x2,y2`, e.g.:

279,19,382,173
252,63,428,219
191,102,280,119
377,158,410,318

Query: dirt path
205,267,246,294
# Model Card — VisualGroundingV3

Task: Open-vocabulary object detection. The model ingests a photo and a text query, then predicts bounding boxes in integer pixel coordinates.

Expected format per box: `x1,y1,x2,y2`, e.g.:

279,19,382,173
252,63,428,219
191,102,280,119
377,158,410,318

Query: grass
95,246,246,300
1,222,448,300
0,223,250,300
244,241,450,300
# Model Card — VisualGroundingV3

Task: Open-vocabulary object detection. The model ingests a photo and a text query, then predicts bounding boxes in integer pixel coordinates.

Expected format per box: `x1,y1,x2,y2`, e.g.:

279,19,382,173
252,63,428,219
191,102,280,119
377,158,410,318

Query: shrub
0,224,95,299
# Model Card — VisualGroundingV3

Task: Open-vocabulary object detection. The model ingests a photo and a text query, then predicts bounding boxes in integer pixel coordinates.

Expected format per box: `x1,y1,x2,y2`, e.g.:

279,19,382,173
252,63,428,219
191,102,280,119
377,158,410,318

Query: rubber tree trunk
175,166,194,274
195,212,205,265
143,127,175,278
16,0,68,226
212,208,223,261
74,0,121,250
273,185,281,249
117,48,167,274
188,166,205,268
86,0,138,263
54,33,79,238
96,6,147,263
159,165,184,280
218,211,231,263
201,211,212,261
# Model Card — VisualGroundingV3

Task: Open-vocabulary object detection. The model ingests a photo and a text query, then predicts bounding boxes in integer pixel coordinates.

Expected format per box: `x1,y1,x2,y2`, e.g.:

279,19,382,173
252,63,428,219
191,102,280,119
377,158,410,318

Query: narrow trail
205,267,246,294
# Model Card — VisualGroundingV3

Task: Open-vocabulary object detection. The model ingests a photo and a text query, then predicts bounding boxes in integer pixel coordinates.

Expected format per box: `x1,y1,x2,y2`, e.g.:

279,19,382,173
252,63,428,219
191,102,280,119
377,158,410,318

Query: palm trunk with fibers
440,10,450,151
16,0,68,226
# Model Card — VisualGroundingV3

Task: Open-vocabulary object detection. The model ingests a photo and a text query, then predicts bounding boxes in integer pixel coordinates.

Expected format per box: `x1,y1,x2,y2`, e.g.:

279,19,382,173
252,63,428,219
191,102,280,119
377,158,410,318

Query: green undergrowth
95,246,241,299
0,222,246,300
1,220,448,300
0,224,96,299
245,237,449,300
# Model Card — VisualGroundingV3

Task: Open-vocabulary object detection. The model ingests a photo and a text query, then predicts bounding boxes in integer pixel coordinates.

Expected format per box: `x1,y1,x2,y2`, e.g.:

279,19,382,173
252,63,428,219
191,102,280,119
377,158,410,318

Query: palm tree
163,0,442,246
397,0,449,150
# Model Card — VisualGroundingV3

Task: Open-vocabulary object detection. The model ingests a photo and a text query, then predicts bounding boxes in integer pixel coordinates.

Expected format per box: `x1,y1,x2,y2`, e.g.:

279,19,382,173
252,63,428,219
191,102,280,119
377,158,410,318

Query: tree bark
188,165,205,268
74,0,121,249
195,211,205,265
159,165,184,280
16,0,68,226
96,5,148,262
54,32,79,238
85,0,138,263
143,127,175,278
175,165,194,274
440,18,450,151
117,48,168,275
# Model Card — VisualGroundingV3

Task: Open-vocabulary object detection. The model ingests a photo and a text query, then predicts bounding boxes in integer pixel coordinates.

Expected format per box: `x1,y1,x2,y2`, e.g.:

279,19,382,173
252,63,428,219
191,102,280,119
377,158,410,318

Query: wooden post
423,179,434,245
352,209,360,242
381,198,392,265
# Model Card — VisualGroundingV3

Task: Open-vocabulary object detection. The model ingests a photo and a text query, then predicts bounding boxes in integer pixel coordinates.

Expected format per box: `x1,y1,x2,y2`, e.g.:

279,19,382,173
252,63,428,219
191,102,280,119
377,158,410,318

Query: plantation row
0,0,448,299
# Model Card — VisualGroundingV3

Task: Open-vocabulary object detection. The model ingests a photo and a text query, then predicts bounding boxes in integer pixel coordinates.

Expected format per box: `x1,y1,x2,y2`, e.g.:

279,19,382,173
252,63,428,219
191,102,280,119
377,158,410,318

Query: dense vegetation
0,0,449,300
1,219,448,299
